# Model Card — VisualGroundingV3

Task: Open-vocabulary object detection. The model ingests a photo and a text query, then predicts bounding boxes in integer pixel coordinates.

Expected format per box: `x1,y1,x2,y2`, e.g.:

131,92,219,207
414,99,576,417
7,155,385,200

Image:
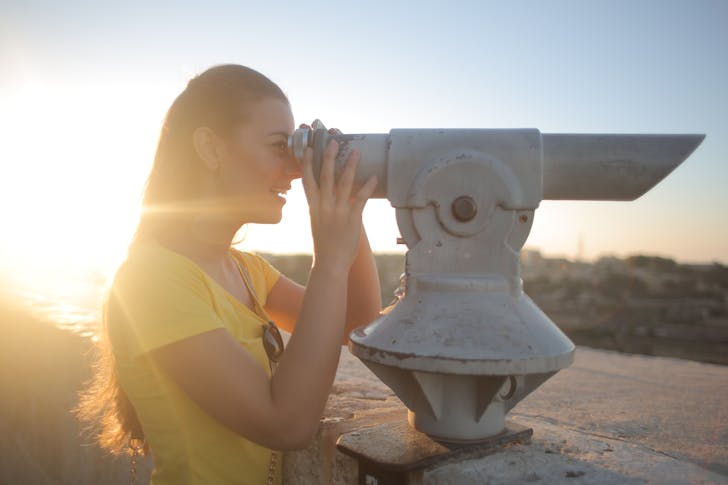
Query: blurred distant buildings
521,249,728,365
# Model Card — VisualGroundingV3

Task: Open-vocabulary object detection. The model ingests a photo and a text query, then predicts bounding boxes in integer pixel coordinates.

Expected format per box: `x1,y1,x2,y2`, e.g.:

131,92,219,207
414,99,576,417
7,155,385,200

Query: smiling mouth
271,187,290,198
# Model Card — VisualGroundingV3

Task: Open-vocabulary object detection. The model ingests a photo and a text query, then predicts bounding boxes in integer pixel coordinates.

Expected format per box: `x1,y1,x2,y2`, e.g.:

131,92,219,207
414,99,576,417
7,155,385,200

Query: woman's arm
342,226,381,343
264,277,303,334
147,259,350,451
265,226,380,343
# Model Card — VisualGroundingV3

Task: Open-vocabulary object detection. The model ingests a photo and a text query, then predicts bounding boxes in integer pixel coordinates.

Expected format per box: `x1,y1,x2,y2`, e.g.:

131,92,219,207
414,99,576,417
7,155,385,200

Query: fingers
335,149,359,202
301,147,319,205
352,175,379,213
305,138,375,214
301,121,340,134
318,139,337,204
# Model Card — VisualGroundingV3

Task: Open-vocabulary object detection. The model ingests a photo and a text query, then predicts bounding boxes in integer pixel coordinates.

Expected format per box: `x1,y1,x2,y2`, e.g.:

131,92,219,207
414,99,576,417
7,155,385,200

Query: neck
158,216,243,264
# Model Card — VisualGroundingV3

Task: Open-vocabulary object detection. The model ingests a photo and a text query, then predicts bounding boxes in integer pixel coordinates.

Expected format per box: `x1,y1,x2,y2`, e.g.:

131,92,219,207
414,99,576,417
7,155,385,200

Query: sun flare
0,81,171,293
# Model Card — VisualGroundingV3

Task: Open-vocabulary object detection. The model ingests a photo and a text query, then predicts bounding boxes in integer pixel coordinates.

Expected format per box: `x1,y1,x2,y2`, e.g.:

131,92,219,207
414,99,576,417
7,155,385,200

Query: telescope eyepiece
287,119,331,162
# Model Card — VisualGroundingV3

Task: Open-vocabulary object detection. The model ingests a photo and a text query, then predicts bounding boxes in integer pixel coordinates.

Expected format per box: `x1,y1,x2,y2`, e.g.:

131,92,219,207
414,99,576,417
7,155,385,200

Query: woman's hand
301,139,377,274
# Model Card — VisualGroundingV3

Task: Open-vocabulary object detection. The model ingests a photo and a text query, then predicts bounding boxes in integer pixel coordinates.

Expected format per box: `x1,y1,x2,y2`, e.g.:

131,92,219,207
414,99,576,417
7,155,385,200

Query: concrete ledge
283,346,728,484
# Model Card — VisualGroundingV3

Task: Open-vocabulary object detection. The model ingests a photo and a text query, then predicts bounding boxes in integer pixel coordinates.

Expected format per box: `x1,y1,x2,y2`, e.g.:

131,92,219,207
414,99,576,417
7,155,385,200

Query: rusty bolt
452,196,477,222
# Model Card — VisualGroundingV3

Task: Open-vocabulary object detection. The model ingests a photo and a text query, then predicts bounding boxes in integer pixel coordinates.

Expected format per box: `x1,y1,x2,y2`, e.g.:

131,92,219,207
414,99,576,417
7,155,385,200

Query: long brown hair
75,65,289,455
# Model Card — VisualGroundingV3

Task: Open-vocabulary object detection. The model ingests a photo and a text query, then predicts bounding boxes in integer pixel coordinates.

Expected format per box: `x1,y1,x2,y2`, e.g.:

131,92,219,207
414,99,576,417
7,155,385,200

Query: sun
0,80,171,294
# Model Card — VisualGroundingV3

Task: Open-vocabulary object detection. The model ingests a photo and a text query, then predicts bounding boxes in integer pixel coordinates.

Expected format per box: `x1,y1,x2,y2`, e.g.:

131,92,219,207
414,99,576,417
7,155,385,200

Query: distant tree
595,272,649,299
660,278,696,297
704,263,728,289
558,277,589,301
262,253,406,306
626,255,677,272
523,275,557,296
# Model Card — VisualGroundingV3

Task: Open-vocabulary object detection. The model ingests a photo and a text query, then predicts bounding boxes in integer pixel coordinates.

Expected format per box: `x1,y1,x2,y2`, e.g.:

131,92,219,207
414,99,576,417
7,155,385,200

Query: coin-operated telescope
289,123,704,443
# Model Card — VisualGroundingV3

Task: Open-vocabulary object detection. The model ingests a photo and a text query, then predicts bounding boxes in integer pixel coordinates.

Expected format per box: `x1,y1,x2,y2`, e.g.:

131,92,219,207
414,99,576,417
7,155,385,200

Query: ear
192,127,225,172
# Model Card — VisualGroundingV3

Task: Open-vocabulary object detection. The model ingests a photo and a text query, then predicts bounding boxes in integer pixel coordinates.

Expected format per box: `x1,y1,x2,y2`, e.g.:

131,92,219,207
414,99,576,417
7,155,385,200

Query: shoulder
107,242,224,357
116,241,204,284
231,250,281,296
111,241,213,307
233,250,278,275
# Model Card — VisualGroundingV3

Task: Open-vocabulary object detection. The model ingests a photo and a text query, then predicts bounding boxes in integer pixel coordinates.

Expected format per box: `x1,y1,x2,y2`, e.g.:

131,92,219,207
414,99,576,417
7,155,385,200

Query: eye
272,140,288,153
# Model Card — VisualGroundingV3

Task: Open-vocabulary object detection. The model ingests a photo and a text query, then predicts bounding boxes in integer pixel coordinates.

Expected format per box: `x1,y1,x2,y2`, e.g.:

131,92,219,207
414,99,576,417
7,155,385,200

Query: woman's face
214,97,299,224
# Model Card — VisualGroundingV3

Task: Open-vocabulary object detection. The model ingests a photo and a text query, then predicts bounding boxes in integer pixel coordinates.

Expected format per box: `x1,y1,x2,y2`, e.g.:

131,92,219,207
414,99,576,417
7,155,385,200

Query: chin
253,210,283,225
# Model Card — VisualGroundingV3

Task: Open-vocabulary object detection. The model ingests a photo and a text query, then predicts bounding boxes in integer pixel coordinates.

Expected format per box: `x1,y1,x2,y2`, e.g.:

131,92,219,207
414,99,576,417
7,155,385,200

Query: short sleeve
108,246,225,359
236,251,281,305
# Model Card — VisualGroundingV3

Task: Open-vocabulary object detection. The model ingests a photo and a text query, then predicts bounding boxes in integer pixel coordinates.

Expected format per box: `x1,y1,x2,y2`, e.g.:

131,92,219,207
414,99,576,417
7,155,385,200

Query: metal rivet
452,196,477,222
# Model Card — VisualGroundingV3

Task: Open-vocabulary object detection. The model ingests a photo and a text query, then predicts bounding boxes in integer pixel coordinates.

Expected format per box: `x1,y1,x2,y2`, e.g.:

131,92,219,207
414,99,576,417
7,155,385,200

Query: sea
2,269,106,340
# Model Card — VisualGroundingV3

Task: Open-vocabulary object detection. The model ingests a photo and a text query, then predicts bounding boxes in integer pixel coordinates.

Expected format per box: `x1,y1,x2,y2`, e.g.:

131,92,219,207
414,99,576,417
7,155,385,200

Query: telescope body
289,126,703,442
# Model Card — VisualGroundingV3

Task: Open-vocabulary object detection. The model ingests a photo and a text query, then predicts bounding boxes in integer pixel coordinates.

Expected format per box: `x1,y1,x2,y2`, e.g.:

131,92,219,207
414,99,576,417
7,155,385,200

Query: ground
283,346,728,484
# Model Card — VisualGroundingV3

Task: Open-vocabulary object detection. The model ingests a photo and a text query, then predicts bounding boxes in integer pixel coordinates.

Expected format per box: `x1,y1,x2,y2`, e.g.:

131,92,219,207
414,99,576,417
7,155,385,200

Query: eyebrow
266,131,290,138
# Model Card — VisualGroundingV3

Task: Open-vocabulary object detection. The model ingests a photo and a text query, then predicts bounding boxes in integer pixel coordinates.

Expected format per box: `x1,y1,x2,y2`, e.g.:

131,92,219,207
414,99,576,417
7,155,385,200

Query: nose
284,152,302,179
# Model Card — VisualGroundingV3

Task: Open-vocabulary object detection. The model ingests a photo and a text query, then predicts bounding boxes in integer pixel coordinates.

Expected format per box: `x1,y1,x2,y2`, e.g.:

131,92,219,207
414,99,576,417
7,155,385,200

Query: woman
77,64,382,484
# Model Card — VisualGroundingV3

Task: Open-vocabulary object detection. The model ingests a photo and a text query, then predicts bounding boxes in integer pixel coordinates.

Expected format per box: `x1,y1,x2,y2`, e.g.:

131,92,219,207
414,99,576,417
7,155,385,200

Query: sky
1,0,727,292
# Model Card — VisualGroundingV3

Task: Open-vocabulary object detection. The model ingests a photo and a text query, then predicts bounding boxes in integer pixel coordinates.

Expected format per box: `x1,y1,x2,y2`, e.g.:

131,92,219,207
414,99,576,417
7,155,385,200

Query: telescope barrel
541,133,705,201
289,128,705,202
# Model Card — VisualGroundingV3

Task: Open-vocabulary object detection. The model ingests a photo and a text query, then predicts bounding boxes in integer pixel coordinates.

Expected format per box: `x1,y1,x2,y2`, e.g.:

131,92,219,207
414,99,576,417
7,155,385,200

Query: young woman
77,64,382,484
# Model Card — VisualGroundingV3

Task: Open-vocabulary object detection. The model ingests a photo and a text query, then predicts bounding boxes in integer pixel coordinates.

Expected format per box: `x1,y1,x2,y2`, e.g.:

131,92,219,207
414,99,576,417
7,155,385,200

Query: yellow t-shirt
107,241,283,485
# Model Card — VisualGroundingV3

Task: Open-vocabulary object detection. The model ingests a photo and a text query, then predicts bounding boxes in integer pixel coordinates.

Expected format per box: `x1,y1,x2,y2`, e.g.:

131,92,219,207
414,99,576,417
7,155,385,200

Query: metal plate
336,420,532,474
